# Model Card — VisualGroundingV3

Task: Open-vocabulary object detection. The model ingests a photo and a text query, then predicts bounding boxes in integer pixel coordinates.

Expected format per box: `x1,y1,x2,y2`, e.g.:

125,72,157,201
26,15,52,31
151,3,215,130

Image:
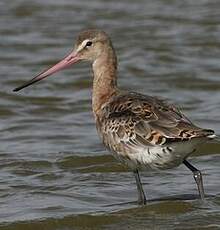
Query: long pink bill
13,51,79,92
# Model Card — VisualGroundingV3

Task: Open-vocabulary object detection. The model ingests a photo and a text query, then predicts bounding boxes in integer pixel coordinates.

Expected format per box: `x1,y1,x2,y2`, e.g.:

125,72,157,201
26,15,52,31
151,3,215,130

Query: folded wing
98,92,214,152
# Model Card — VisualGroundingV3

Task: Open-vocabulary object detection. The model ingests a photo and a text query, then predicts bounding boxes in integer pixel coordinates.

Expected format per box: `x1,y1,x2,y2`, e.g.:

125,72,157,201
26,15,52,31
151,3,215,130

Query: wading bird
14,29,215,204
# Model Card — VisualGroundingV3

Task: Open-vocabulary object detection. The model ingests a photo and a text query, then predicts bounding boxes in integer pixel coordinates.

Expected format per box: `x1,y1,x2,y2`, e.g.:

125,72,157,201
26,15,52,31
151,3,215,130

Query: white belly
111,138,207,170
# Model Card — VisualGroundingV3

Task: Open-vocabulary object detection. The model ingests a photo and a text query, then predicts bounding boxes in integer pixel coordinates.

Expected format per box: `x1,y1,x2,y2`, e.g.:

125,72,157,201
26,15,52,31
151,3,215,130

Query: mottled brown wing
99,92,214,149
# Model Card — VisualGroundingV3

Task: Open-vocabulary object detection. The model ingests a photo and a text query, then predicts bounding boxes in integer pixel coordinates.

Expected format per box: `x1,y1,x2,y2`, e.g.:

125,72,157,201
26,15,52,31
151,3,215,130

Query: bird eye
86,41,92,47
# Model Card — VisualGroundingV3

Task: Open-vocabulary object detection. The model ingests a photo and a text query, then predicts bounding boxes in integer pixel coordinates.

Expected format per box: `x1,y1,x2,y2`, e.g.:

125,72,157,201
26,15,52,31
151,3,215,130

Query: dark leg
183,159,205,200
133,169,147,205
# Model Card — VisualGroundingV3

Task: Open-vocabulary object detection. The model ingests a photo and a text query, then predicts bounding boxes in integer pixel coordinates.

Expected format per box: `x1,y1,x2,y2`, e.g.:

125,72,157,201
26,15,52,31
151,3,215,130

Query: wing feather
97,92,214,152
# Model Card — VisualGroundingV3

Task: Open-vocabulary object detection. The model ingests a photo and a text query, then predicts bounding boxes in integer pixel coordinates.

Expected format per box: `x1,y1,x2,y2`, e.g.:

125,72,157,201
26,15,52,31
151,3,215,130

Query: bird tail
201,129,215,139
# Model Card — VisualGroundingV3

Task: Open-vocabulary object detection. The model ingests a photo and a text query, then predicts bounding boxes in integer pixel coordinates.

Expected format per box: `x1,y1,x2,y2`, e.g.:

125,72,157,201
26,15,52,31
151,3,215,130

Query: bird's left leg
133,169,147,205
183,159,205,200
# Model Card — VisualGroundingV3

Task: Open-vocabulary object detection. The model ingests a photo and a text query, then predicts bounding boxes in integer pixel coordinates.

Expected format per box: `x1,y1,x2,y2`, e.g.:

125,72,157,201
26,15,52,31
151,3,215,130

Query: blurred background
0,0,220,229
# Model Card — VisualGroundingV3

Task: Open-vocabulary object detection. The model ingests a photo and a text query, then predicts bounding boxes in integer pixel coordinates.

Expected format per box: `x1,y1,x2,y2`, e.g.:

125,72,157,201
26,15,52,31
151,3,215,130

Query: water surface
1,0,220,229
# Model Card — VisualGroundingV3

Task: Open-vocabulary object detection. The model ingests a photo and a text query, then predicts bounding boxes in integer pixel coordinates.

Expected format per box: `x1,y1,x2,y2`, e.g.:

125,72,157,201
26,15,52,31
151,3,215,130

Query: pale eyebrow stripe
76,39,90,52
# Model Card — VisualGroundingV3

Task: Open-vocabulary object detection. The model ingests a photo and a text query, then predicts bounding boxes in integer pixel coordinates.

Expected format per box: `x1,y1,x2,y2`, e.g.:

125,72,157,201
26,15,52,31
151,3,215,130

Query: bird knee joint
194,170,202,179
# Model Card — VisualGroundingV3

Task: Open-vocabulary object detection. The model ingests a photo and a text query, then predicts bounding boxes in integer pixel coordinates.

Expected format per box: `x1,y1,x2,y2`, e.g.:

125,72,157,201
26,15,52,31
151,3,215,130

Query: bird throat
92,48,118,116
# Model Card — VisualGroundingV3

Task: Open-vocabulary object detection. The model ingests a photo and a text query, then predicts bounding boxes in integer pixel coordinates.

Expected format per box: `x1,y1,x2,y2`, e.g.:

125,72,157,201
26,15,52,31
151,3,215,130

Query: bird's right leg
133,169,147,205
183,159,205,200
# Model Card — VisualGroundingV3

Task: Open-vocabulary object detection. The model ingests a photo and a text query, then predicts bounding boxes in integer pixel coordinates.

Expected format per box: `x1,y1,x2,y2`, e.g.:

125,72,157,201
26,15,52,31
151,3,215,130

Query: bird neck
92,46,118,116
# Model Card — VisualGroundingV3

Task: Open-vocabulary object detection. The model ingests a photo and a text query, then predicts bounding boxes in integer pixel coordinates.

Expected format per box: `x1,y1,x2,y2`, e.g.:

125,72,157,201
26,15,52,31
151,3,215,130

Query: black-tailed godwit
14,29,215,204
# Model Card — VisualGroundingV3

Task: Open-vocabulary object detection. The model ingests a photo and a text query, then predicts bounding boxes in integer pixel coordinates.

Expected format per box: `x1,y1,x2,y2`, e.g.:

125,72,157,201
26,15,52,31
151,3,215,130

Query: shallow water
1,0,220,229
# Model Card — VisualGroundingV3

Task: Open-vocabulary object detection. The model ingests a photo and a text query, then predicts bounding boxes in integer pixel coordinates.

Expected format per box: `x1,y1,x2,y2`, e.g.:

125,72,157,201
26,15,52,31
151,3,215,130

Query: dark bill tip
13,77,42,92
